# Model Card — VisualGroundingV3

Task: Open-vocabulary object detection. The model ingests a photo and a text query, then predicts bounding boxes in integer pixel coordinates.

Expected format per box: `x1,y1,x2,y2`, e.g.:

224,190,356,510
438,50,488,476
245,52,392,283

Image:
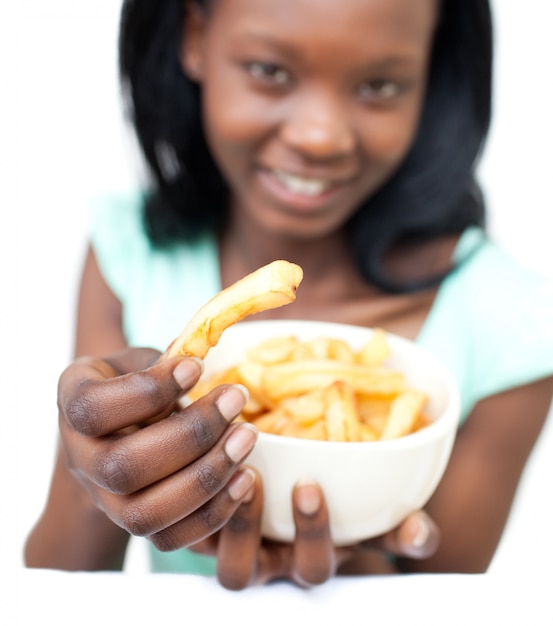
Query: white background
1,0,552,577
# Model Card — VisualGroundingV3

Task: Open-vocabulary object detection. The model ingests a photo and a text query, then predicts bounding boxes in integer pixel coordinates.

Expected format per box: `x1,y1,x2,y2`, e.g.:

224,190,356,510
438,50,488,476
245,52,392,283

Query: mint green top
89,192,553,575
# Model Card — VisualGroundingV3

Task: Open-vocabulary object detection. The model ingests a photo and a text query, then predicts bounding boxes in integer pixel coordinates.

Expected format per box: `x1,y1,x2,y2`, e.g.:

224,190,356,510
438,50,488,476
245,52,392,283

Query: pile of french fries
188,328,431,442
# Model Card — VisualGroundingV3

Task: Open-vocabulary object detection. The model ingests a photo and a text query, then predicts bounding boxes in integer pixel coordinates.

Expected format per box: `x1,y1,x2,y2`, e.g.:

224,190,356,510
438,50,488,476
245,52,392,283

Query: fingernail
411,512,431,548
228,468,256,502
295,480,321,516
216,384,249,423
173,358,204,389
225,423,258,463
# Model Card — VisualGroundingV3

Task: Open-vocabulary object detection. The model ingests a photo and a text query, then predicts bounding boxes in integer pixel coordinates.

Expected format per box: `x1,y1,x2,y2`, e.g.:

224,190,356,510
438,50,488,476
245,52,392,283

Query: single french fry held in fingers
162,260,303,360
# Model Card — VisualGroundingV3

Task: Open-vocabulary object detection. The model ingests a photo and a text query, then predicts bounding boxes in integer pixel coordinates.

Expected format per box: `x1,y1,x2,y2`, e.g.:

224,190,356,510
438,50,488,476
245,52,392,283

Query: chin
253,208,353,242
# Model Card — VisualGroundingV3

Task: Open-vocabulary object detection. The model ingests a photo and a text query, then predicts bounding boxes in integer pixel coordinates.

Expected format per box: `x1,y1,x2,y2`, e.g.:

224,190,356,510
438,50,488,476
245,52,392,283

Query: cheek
202,96,268,185
359,108,421,168
201,72,271,155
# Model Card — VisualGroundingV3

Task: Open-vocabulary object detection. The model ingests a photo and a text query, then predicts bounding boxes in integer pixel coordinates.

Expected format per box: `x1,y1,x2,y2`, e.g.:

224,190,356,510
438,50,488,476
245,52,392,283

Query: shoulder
89,190,148,254
447,228,553,333
86,190,221,350
87,191,151,301
419,228,553,420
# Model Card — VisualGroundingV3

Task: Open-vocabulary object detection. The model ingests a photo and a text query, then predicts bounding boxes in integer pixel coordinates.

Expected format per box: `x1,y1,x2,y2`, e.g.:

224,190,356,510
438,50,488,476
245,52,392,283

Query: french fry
289,420,328,441
297,337,355,363
262,359,405,401
357,394,395,435
236,361,275,411
359,423,380,441
324,388,348,442
360,412,389,437
356,328,392,367
324,381,362,442
246,335,299,364
279,390,326,426
290,342,316,362
186,330,430,443
163,259,430,443
162,260,303,360
251,409,291,435
304,337,334,360
380,389,428,440
327,338,357,363
186,366,241,402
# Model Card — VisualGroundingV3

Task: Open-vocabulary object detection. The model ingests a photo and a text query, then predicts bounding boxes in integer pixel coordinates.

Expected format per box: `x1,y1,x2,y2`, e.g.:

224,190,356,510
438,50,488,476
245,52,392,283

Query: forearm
24,445,130,571
397,379,553,574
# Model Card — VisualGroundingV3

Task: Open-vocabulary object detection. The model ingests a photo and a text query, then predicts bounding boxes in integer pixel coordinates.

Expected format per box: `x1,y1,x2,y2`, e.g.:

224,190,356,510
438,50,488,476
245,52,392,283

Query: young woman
25,0,553,590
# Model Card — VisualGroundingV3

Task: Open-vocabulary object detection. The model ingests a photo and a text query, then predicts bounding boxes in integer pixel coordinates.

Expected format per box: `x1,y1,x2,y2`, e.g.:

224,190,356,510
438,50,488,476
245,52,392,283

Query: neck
220,217,360,288
217,214,445,338
218,218,382,327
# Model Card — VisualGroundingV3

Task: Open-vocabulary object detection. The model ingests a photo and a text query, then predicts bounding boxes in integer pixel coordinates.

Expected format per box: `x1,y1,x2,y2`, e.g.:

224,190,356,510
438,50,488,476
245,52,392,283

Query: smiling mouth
272,169,334,197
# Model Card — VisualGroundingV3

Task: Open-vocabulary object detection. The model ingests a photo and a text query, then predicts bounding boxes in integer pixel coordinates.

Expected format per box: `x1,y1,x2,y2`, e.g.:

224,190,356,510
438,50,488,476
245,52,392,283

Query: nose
280,90,355,160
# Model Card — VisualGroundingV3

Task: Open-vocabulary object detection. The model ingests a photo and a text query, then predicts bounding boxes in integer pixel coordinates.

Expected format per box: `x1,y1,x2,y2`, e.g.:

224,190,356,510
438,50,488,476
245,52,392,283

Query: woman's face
182,0,438,240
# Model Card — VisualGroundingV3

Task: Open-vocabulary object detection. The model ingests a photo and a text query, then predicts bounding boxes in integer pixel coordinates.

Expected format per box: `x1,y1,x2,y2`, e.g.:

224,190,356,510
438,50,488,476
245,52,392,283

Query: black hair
118,0,493,293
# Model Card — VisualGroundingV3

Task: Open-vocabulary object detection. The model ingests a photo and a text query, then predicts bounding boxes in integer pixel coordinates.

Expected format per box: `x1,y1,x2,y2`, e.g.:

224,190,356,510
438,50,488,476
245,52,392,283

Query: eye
246,62,291,86
358,79,402,102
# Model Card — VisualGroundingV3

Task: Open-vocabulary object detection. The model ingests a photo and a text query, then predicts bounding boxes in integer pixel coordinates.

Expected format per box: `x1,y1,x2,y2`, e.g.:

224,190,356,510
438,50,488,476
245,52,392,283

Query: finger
104,347,162,374
59,355,203,436
215,471,263,590
96,423,258,540
60,384,250,494
290,481,336,587
146,464,258,551
187,535,219,557
362,510,441,560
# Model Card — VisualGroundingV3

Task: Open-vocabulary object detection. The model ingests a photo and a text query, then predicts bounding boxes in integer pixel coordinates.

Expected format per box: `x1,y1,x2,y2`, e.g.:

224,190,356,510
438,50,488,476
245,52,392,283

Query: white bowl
202,319,460,546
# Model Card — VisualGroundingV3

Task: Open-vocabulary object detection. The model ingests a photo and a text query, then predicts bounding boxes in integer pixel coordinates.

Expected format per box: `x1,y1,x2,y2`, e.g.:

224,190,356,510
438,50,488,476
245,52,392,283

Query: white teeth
273,169,331,197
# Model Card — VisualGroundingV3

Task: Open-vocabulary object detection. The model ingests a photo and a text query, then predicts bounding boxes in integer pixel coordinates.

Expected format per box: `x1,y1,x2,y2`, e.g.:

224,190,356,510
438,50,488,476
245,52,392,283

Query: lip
258,167,352,211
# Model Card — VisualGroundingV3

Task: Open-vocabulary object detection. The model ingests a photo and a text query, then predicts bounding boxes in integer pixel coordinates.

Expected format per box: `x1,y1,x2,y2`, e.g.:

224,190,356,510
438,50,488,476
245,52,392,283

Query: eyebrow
232,30,425,69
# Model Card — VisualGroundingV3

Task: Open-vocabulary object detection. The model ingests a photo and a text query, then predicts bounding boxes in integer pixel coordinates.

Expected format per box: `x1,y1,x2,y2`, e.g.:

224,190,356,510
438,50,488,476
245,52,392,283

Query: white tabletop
4,567,550,625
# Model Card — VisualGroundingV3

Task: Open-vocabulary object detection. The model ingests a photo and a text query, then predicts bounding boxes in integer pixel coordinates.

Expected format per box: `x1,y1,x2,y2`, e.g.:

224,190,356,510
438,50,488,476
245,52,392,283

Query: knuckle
195,464,221,498
63,381,103,436
149,523,190,552
295,526,330,543
177,399,221,452
150,527,182,553
95,447,137,495
189,411,216,450
136,369,173,412
118,501,153,537
197,503,227,532
225,511,256,536
150,500,231,553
